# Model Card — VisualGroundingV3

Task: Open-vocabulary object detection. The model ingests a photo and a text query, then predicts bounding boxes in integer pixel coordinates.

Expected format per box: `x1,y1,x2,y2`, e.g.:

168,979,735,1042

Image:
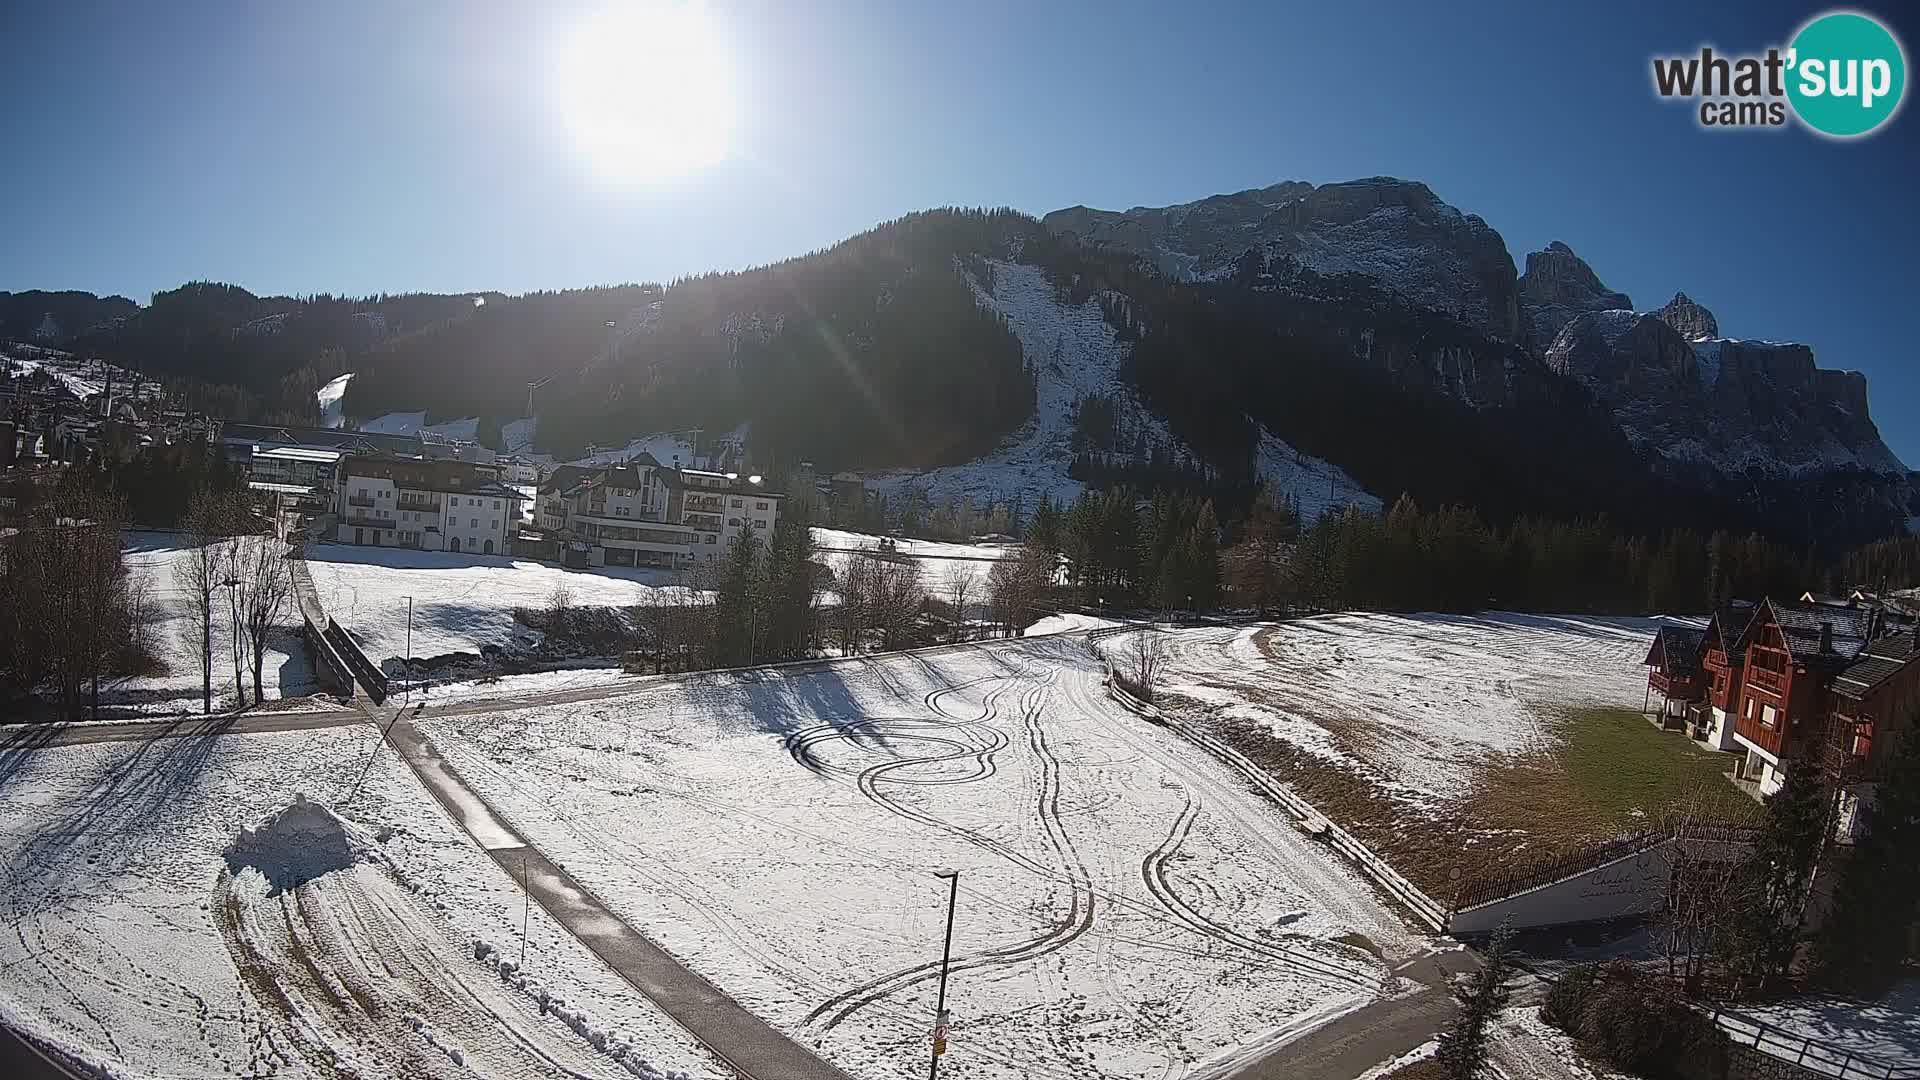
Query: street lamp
929,868,959,1079
403,595,413,700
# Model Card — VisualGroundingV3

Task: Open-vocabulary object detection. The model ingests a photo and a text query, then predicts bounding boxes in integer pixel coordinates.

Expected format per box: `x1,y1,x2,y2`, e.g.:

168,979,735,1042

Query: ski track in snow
0,726,726,1080
1156,612,1662,803
417,637,1423,1080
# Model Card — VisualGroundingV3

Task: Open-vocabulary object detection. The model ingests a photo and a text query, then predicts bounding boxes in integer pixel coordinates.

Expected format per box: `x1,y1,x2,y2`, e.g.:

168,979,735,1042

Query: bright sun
556,2,737,181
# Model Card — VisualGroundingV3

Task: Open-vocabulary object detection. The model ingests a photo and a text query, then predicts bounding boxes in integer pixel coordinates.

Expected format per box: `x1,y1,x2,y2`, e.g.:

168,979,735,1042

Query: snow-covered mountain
1043,177,1523,341
1545,294,1911,537
870,259,1378,518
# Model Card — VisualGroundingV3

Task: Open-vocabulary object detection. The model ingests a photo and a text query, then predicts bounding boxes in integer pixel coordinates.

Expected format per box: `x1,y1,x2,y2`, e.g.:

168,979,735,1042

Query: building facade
533,456,782,569
332,454,521,555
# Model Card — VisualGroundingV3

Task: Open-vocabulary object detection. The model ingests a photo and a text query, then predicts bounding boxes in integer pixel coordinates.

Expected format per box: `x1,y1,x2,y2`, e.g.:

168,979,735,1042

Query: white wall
1449,837,1750,935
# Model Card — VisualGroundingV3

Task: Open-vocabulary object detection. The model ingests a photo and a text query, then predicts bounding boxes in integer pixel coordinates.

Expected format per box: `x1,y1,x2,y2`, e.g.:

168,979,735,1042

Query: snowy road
417,637,1426,1080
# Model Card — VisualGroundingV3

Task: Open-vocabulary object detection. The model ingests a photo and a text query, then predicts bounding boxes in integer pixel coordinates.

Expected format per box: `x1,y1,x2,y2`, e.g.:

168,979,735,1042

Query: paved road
1200,948,1474,1078
378,705,856,1080
0,1022,80,1080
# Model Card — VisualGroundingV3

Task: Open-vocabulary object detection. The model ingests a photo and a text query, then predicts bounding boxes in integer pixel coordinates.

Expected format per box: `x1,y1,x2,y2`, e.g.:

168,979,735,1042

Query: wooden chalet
1827,625,1920,840
1644,624,1707,728
1728,598,1916,797
1696,601,1757,750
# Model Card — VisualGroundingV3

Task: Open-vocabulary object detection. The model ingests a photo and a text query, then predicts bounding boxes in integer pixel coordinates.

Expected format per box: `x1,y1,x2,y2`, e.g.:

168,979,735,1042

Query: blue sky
2,0,1915,466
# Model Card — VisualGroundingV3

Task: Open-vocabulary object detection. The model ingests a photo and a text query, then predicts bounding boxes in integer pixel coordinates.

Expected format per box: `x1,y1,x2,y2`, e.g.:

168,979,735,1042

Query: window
756,501,767,510
470,518,479,528
728,518,741,527
705,534,716,544
494,500,501,509
754,519,766,529
731,497,743,507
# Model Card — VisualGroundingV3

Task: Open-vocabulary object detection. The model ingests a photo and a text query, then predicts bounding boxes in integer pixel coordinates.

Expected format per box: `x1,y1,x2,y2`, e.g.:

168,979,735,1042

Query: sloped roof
1834,630,1920,701
1761,598,1879,668
1645,625,1707,676
1703,600,1758,660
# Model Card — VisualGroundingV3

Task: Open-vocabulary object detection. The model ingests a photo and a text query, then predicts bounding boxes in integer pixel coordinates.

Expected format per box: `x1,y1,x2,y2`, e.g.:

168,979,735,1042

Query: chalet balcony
347,495,376,508
397,498,441,514
342,514,389,529
1648,670,1703,699
1746,664,1789,697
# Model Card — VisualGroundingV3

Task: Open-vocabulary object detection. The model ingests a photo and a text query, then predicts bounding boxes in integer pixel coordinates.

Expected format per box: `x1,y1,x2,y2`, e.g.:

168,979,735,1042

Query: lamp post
929,868,959,1079
403,595,413,700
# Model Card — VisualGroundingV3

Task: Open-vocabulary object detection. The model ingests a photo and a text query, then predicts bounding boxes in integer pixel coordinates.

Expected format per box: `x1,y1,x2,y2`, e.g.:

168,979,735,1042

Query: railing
347,495,375,508
397,499,441,514
1708,1006,1920,1079
342,515,390,529
1748,664,1789,695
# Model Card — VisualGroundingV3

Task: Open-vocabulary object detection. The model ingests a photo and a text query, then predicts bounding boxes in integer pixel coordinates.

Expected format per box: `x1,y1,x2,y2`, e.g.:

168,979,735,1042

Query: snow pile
1256,430,1380,520
501,415,538,454
224,794,384,894
316,372,354,429
360,410,428,435
472,939,697,1080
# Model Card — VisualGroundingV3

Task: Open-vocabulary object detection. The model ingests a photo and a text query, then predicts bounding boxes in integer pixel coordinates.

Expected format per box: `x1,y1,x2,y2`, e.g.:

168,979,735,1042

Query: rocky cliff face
1546,295,1908,520
1044,177,1522,341
1517,241,1631,355
1654,292,1719,341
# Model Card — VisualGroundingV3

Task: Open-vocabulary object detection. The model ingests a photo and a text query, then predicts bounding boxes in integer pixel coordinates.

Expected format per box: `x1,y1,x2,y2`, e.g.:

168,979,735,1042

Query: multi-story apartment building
533,454,782,569
331,454,522,555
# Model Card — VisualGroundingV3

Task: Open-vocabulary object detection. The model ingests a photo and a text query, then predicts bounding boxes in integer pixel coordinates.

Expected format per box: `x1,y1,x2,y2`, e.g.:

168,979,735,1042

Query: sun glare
556,2,737,181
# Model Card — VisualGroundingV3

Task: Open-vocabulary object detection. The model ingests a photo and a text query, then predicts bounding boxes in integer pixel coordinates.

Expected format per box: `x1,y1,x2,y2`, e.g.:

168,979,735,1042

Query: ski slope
415,636,1424,1080
811,527,1016,597
868,259,1375,519
316,372,353,429
0,723,727,1080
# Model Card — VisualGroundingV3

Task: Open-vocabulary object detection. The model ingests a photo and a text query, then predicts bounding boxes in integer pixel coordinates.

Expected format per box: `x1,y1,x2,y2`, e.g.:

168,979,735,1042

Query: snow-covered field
0,722,726,1080
1155,613,1660,804
868,259,1375,519
415,637,1424,1080
112,532,314,714
303,544,697,667
812,527,1015,597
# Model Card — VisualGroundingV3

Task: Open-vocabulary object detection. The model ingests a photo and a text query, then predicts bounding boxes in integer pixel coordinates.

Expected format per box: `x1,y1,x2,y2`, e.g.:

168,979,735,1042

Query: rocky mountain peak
1042,176,1521,341
1517,241,1632,355
1655,292,1719,341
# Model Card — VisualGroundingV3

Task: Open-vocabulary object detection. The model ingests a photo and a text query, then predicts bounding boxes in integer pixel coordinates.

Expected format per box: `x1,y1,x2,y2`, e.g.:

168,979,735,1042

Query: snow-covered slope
316,372,353,429
870,259,1376,517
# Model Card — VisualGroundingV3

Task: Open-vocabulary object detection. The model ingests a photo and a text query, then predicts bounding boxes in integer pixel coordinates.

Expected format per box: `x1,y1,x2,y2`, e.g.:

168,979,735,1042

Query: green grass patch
1559,707,1756,826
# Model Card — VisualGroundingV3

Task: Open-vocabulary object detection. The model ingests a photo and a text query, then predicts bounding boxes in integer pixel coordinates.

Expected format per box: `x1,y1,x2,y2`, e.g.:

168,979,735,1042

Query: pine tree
1188,500,1220,611
1816,712,1920,990
1719,756,1832,994
1436,919,1513,1079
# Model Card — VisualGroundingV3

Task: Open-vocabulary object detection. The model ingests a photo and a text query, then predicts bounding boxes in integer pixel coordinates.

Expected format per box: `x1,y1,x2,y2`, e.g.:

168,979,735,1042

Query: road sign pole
930,869,958,1079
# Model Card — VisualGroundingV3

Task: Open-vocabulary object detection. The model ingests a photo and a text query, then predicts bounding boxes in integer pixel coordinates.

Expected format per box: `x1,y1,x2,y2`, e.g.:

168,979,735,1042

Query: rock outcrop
1654,291,1719,341
1044,177,1522,341
1517,241,1632,355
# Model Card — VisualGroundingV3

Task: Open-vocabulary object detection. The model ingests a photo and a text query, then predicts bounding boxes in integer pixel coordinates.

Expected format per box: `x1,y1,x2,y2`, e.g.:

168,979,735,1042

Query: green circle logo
1787,11,1907,137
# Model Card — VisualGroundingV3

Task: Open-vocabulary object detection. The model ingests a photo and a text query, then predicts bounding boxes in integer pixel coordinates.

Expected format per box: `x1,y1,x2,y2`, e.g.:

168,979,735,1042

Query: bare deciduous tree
1116,630,1166,702
946,567,978,643
233,535,294,704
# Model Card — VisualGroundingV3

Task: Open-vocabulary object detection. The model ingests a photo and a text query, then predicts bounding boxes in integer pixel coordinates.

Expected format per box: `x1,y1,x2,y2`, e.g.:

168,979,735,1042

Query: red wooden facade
1733,614,1824,758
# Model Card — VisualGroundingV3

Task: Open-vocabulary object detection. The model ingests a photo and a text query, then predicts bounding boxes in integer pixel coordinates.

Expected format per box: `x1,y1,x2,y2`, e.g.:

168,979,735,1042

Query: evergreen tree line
1020,482,1834,618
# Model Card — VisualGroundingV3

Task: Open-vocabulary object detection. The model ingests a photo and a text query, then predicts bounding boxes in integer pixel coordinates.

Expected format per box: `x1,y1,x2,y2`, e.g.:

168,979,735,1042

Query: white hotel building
331,454,523,555
535,454,782,568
